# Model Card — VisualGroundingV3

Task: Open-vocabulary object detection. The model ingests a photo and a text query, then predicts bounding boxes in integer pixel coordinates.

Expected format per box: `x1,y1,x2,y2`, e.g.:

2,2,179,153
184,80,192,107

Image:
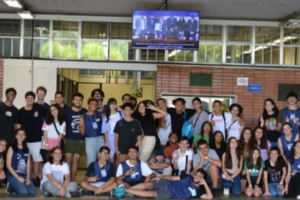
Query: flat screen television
132,10,200,50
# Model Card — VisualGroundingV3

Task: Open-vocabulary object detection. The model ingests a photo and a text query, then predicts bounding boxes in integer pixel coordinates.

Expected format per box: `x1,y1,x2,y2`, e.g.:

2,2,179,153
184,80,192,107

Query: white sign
237,77,248,86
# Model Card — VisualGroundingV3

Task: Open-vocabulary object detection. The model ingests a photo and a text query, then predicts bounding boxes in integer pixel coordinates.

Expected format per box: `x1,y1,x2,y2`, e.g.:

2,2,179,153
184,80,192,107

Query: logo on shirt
5,111,12,117
71,117,80,133
34,111,39,117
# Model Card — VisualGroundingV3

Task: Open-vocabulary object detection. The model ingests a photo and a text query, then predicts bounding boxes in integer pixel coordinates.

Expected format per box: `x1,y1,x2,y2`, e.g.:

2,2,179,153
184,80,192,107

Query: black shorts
152,179,173,199
247,176,262,188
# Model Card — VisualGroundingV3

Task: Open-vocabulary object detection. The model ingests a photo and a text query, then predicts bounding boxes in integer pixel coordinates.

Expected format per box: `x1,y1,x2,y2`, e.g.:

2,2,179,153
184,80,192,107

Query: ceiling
0,0,300,21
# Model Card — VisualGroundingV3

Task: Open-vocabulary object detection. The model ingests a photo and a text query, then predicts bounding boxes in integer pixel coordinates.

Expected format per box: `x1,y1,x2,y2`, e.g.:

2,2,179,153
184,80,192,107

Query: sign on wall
237,77,248,86
248,84,262,93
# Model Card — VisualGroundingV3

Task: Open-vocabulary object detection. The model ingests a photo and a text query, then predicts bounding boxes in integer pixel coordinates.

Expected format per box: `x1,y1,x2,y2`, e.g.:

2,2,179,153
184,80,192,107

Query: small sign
248,84,262,93
237,77,248,86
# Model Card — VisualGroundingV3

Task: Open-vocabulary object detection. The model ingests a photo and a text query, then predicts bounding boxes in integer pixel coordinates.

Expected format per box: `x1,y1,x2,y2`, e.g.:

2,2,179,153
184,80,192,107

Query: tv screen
132,10,200,50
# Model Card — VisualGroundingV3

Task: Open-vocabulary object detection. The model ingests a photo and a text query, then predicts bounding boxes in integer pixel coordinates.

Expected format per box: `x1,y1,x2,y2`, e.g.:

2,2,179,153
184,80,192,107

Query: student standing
227,103,244,140
156,98,172,146
80,98,104,166
64,93,87,181
6,128,36,196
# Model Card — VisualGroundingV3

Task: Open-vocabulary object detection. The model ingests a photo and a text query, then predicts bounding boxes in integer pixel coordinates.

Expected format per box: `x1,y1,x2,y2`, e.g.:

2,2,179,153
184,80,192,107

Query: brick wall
156,65,300,129
0,60,3,100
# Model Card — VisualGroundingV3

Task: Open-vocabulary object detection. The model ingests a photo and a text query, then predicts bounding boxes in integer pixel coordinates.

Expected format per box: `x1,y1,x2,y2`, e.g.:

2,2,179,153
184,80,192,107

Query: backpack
182,110,202,139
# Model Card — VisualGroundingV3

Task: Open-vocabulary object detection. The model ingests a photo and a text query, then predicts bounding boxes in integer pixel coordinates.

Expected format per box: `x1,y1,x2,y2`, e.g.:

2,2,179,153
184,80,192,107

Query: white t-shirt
157,114,172,145
42,121,66,139
116,160,153,177
171,148,194,174
227,118,244,140
109,112,122,135
208,112,232,138
40,162,69,189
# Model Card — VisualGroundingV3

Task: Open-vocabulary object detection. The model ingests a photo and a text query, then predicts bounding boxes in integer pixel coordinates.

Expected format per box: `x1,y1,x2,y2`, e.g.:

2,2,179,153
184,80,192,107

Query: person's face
288,96,297,105
253,150,260,160
179,140,189,150
15,130,26,142
203,123,211,133
123,106,133,116
175,101,184,112
155,155,164,163
6,91,16,102
138,103,146,114
294,142,300,154
36,90,46,101
72,96,83,108
99,150,109,160
88,100,98,112
52,149,62,163
213,102,222,113
193,100,201,110
131,99,137,107
157,100,166,110
0,140,7,153
93,91,103,102
122,95,131,104
198,144,209,156
229,138,238,149
25,95,35,106
265,101,274,112
169,134,178,144
50,106,59,118
215,133,223,143
193,171,204,184
55,94,64,105
231,106,239,117
109,102,117,111
283,125,292,136
128,148,138,160
255,128,263,139
243,130,252,140
269,150,279,162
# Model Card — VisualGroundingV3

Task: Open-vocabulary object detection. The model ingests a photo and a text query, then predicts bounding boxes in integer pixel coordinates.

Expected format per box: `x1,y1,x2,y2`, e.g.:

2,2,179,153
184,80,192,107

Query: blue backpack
182,110,203,139
113,184,125,198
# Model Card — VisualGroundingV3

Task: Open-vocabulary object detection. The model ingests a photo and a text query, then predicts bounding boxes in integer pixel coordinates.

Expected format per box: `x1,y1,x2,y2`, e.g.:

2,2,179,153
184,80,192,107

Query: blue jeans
85,135,105,166
268,182,282,197
222,172,241,196
7,176,36,196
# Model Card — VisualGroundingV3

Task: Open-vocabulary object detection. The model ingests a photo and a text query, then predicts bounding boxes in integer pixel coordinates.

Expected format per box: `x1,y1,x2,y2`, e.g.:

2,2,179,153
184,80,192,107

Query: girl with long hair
102,98,124,162
278,122,299,163
239,127,252,193
222,137,243,196
164,132,179,161
134,101,167,162
156,98,172,146
263,147,287,197
227,103,244,140
249,127,271,161
192,121,212,149
259,98,280,147
209,131,226,160
6,128,36,196
244,148,264,197
41,146,79,197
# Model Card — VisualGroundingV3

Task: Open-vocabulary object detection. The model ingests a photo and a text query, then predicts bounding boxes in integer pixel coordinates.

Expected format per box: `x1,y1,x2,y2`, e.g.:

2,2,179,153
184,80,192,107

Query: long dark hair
269,146,285,170
12,128,28,153
240,127,252,147
209,131,226,150
250,127,268,149
134,101,155,124
262,98,279,120
200,121,213,138
225,137,241,169
46,104,65,125
247,148,262,170
290,141,300,164
106,98,118,123
47,146,65,165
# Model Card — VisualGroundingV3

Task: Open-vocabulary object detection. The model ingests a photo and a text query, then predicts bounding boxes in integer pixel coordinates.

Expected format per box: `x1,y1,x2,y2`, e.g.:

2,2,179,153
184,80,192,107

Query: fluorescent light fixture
168,50,181,57
282,19,300,27
3,0,22,8
18,10,34,19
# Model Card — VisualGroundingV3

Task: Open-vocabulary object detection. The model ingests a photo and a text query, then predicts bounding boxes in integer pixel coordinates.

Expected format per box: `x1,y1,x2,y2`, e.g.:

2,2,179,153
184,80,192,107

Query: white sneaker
297,195,300,199
223,188,230,195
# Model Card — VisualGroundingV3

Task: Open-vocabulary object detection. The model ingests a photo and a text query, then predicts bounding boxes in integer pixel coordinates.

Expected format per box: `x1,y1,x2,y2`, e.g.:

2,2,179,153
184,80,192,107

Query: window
0,38,20,57
0,19,20,36
24,20,50,37
110,40,134,60
283,27,300,65
255,27,280,44
52,40,78,59
226,45,251,64
197,44,222,63
255,45,279,64
111,23,132,39
81,40,107,60
200,25,222,41
53,21,78,38
23,39,49,58
82,22,107,39
168,50,193,62
228,26,251,42
140,49,165,61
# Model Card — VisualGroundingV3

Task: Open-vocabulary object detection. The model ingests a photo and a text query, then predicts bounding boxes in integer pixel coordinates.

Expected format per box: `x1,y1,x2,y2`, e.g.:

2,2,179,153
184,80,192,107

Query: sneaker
43,191,53,197
33,177,40,187
70,191,81,198
80,188,94,196
0,182,7,187
6,183,15,194
223,188,230,195
297,195,300,199
212,188,219,198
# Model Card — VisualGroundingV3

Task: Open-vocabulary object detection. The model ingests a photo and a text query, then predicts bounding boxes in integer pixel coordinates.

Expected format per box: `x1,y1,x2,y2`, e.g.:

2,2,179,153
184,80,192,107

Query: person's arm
279,166,287,190
135,132,144,147
95,177,116,194
43,130,50,150
144,172,156,183
199,179,213,199
53,134,63,147
150,106,168,120
153,175,180,181
148,160,170,170
104,132,110,148
193,153,205,174
186,159,192,174
159,116,166,128
116,168,134,182
173,152,179,170
246,170,252,188
221,153,227,175
278,138,288,164
115,133,120,158
231,156,243,179
205,157,222,168
255,168,264,187
79,115,85,136
25,153,31,185
263,171,270,196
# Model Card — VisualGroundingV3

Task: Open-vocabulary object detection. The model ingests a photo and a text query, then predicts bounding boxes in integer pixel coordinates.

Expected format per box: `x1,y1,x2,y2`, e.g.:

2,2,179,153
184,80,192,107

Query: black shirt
0,103,18,145
16,104,47,143
114,119,143,154
264,159,287,183
258,112,281,142
168,108,195,138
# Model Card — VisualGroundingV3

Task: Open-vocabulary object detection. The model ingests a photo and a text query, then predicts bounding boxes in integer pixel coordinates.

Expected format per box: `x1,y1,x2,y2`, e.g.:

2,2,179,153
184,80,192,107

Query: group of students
1,86,300,199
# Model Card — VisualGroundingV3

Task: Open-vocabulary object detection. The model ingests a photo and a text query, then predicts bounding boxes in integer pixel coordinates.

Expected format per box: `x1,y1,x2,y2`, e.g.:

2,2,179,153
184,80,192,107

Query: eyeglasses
199,146,208,150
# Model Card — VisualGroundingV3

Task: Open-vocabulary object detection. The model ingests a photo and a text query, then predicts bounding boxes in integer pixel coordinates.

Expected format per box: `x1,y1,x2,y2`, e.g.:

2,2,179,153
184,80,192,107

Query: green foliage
81,41,106,59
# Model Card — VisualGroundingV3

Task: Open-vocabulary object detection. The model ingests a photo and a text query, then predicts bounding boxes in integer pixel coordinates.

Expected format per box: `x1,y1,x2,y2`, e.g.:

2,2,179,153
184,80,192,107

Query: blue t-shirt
83,112,103,137
7,148,29,177
290,157,300,173
64,107,87,141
